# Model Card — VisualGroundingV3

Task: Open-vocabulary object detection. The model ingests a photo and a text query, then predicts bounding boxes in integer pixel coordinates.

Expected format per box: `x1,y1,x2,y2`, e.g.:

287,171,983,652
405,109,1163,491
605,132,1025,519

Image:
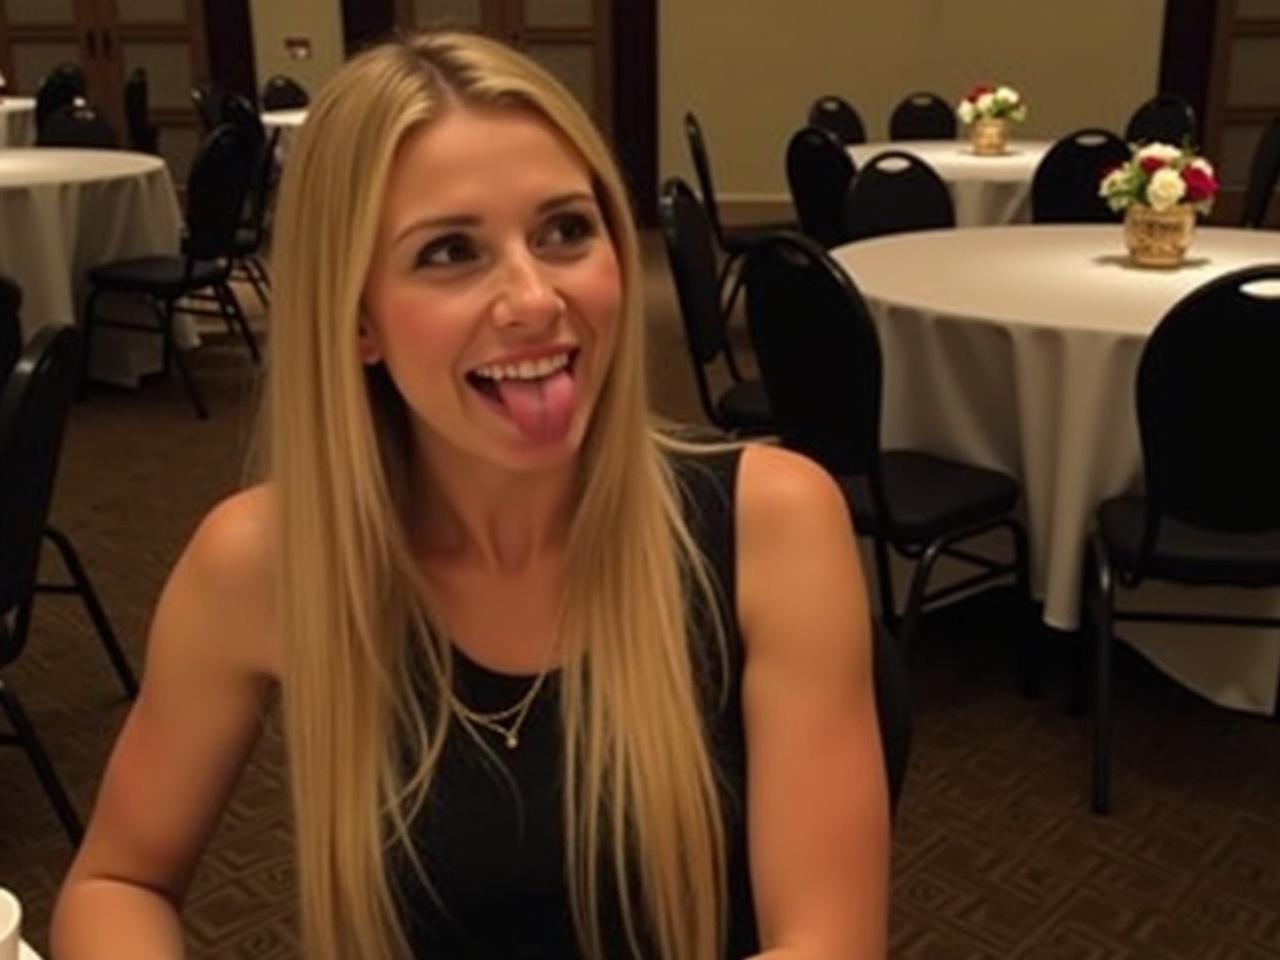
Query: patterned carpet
1,236,1277,958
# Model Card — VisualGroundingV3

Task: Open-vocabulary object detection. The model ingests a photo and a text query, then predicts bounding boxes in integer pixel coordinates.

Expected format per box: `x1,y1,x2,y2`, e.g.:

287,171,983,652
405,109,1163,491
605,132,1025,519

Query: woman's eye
538,212,596,248
415,233,477,268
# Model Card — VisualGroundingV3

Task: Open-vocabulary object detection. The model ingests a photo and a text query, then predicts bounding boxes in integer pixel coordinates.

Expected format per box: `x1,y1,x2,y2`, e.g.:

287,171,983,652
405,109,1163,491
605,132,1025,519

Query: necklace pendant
505,733,518,750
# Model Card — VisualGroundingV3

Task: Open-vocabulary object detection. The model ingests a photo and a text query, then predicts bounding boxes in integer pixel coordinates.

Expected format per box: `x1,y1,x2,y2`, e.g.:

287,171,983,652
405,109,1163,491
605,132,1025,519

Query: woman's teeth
471,352,572,382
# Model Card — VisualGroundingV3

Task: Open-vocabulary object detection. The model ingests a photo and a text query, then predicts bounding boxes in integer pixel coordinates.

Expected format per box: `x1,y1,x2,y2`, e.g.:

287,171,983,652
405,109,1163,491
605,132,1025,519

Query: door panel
114,0,185,21
410,0,484,30
8,40,81,91
523,41,594,113
524,0,591,29
7,0,77,25
0,0,86,94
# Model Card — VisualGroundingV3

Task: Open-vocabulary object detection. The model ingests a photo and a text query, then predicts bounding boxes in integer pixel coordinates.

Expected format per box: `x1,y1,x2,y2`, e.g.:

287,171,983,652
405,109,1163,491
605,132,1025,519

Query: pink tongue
494,369,576,444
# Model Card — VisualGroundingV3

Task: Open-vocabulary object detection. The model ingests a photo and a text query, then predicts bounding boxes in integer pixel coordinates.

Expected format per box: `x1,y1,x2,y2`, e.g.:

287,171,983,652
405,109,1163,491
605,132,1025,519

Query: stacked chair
785,125,858,248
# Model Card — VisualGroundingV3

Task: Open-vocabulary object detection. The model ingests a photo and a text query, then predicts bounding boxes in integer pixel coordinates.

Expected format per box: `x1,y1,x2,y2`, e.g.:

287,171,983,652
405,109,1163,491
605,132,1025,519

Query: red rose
1181,165,1218,203
1139,156,1166,174
967,83,993,101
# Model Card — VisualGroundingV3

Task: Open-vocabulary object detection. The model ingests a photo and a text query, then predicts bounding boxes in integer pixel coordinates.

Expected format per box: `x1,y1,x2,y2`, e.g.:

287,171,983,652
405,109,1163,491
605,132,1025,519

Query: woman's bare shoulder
172,483,282,680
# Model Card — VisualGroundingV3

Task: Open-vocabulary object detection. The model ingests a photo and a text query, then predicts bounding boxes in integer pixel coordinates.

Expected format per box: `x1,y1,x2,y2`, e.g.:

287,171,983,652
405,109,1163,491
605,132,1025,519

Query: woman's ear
357,316,382,365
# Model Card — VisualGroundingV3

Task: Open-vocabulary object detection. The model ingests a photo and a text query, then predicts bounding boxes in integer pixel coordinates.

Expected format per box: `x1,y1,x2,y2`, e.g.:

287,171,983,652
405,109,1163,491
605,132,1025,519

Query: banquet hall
1,0,1278,957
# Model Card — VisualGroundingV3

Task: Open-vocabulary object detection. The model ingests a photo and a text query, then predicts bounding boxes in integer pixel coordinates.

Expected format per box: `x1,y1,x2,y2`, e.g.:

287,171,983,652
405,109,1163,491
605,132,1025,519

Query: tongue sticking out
493,369,576,444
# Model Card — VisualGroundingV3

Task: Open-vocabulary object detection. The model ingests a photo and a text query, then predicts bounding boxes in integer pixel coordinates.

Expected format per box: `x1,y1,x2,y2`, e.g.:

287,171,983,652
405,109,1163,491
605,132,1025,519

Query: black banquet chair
658,178,775,437
742,231,1031,665
889,92,957,141
34,63,86,133
1125,93,1197,147
785,125,858,248
844,150,955,241
190,82,229,133
124,67,160,154
1083,265,1280,815
1239,116,1280,229
81,124,260,419
261,74,310,110
2,326,139,846
0,275,21,382
37,102,118,148
684,111,795,259
807,94,866,146
1031,129,1129,224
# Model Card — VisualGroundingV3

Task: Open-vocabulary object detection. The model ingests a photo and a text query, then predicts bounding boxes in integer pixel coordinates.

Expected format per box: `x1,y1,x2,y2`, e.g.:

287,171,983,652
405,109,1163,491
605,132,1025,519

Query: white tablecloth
0,97,36,147
0,148,190,386
835,224,1280,713
849,140,1051,227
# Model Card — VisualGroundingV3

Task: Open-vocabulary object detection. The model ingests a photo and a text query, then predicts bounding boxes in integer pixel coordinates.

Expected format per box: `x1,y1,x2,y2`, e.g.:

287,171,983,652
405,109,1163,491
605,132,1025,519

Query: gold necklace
450,667,551,750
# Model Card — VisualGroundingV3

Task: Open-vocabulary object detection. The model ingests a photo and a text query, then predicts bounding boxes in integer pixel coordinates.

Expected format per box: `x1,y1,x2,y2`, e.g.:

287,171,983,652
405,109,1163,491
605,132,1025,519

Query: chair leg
155,298,208,420
215,282,260,365
240,257,270,310
872,535,898,628
78,287,103,399
252,255,272,291
895,538,947,657
42,525,138,700
1087,536,1117,815
0,676,85,846
1006,520,1039,700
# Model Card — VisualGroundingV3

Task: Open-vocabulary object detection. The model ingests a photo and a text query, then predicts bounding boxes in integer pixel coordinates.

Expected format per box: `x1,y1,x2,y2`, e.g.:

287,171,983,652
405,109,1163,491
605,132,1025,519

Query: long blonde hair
266,31,729,960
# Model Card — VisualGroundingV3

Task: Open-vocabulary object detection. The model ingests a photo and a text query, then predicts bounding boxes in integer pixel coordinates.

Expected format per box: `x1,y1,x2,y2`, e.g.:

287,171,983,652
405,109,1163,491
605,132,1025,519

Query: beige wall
659,0,1167,201
248,0,345,101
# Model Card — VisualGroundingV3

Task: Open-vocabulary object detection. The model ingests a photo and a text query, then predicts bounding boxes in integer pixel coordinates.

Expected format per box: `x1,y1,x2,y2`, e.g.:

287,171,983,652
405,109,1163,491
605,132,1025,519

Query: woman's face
362,106,622,476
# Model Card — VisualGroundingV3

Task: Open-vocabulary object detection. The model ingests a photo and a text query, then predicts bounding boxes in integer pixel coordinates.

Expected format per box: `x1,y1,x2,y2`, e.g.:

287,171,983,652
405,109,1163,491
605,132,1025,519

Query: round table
834,224,1280,713
0,148,188,385
848,140,1051,227
0,97,36,147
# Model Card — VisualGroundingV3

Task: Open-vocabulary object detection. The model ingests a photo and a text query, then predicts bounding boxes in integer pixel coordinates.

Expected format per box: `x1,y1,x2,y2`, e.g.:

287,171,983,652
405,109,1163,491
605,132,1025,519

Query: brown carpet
2,234,1278,959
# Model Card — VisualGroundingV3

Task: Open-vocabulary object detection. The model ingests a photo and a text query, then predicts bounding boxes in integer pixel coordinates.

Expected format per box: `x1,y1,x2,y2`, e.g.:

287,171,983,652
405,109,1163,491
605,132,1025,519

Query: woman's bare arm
736,445,889,960
50,488,280,960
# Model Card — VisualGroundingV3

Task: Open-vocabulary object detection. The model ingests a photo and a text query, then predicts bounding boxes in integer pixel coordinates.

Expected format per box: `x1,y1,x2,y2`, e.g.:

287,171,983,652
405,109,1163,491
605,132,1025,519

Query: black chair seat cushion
714,378,774,432
88,256,227,297
840,450,1019,544
724,219,799,254
1098,496,1280,586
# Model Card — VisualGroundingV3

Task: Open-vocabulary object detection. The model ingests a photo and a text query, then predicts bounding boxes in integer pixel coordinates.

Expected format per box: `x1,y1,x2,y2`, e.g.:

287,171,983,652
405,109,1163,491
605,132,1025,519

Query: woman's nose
492,251,562,329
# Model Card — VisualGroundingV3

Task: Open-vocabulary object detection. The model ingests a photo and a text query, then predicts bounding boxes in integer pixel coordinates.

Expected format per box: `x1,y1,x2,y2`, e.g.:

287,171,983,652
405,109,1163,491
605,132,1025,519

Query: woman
51,32,887,960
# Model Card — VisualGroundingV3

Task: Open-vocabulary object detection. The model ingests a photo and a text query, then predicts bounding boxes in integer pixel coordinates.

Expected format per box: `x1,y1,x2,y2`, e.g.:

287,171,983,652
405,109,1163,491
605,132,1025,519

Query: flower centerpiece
1098,142,1219,267
956,84,1027,155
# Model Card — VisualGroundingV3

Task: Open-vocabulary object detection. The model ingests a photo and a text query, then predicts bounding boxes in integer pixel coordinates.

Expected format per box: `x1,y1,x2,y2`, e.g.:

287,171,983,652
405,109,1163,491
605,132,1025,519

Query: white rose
1146,167,1187,211
957,100,976,124
975,92,995,116
1190,157,1215,177
994,85,1018,105
1136,142,1182,165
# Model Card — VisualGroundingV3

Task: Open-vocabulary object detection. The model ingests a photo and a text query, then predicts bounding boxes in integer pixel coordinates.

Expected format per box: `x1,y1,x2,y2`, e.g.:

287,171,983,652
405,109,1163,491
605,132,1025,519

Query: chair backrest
889,91,956,141
1031,128,1129,224
683,111,730,248
185,124,258,262
190,82,228,133
844,150,955,241
742,231,882,477
1125,93,1197,147
1239,116,1280,229
37,103,119,148
34,63,85,132
0,326,81,626
261,74,310,111
807,95,866,145
1136,265,1280,543
785,125,858,248
658,178,730,427
871,619,911,815
0,274,21,389
124,67,159,154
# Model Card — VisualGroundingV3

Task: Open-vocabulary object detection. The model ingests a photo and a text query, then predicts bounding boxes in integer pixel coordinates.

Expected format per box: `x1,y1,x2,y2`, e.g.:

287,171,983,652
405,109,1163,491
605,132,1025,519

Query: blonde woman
51,31,887,960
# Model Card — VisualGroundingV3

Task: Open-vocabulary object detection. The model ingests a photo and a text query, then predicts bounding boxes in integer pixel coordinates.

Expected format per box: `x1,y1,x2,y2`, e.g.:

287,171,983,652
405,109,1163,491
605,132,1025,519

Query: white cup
0,887,21,960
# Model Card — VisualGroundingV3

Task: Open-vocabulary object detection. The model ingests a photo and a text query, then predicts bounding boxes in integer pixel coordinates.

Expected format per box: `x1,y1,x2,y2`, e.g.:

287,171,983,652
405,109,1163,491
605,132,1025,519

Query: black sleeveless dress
394,449,758,958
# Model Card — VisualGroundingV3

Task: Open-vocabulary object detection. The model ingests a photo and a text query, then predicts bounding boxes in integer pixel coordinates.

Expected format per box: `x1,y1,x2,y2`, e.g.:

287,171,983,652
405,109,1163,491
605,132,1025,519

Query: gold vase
969,118,1008,155
1123,203,1195,268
